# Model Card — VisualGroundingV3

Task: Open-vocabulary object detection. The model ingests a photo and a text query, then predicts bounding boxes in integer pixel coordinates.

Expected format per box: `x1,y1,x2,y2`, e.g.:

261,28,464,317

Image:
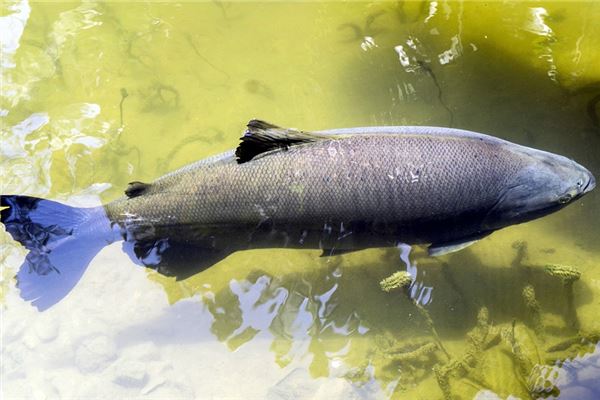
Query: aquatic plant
432,307,505,397
544,264,581,330
379,270,413,292
380,269,450,358
522,285,545,340
545,330,600,364
526,364,560,398
500,322,535,387
543,264,581,284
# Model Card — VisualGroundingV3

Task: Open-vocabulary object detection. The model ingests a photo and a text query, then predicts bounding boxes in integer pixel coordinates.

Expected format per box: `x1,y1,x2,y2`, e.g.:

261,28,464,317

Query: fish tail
1,195,115,311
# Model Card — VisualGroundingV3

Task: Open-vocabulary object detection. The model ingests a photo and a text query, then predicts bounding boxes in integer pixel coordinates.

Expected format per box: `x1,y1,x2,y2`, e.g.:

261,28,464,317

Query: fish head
483,148,595,230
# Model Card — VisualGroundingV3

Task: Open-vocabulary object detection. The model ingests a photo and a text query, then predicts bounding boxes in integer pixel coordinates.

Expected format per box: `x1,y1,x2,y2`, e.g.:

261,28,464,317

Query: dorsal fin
235,119,337,163
125,181,151,198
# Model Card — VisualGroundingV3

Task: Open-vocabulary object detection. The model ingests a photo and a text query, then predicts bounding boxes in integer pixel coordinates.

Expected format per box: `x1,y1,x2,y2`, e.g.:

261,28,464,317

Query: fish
0,120,596,310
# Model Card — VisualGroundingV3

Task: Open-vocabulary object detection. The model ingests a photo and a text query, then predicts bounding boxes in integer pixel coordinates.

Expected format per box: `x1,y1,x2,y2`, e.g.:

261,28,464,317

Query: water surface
1,1,600,399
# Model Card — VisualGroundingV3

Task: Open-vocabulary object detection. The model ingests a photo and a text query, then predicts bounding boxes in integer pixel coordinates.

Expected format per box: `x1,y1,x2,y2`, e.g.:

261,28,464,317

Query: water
1,1,599,399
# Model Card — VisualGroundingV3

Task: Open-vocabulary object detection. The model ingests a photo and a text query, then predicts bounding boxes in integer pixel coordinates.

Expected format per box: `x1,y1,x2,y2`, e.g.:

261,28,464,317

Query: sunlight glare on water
1,1,600,399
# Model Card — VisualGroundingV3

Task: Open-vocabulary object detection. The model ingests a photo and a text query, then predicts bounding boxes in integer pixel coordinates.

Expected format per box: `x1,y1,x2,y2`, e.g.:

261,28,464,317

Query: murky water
1,1,600,399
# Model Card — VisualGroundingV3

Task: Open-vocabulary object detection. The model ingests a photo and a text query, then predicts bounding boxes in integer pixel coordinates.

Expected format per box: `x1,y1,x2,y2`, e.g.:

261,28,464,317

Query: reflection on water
1,1,600,399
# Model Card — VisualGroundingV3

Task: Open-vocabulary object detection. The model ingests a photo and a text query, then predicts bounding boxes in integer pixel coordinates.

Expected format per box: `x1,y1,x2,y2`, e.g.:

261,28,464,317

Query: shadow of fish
1,120,595,310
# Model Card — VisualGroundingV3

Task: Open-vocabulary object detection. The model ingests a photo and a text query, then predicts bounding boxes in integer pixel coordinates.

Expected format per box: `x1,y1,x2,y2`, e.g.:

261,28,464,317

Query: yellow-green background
1,1,600,399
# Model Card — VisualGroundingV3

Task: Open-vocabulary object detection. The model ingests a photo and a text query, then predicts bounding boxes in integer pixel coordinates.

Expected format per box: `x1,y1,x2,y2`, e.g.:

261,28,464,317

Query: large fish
1,120,595,310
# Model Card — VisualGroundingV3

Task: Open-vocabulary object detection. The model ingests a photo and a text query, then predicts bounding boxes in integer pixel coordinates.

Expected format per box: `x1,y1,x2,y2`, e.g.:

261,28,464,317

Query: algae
379,271,413,293
522,285,545,341
543,264,582,284
544,264,582,330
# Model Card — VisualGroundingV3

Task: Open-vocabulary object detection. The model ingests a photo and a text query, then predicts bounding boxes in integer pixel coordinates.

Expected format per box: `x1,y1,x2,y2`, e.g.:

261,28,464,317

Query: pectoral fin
428,232,491,257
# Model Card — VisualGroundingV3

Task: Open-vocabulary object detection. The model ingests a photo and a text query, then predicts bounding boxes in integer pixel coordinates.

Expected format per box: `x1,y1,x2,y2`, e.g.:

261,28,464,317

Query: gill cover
483,164,568,230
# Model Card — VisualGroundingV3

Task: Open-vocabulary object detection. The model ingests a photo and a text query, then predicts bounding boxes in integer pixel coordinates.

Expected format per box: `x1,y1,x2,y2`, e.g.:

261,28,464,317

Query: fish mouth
583,172,596,194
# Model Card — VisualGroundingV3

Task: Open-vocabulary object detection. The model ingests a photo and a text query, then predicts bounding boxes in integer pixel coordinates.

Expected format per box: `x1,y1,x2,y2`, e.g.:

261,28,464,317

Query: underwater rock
141,381,195,399
473,390,508,400
3,347,27,381
22,330,41,350
557,385,597,400
74,334,117,373
266,368,320,400
266,368,362,400
121,341,161,362
112,359,148,388
33,315,59,342
2,312,27,343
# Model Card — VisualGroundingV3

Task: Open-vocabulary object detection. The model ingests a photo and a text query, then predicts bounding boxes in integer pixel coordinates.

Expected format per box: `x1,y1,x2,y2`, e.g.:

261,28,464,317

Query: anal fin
428,232,491,257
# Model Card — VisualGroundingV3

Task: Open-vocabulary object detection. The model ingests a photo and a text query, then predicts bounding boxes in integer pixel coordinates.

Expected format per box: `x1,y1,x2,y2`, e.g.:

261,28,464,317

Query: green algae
543,264,582,284
522,285,545,341
380,271,413,292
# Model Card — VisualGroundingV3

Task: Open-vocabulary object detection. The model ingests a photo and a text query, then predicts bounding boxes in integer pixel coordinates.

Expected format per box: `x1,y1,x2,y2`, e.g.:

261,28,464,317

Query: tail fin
1,195,114,311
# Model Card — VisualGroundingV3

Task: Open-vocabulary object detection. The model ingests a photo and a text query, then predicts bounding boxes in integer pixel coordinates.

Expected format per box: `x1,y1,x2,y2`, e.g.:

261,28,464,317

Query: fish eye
576,179,583,188
558,193,572,204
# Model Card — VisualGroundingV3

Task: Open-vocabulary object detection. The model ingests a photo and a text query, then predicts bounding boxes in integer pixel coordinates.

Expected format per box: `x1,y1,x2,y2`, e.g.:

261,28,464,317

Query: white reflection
3,113,48,159
316,283,338,321
0,0,31,109
394,45,411,67
0,104,112,196
229,276,288,337
526,7,558,81
47,3,103,59
360,36,377,51
398,243,433,306
0,0,30,69
438,35,462,65
424,1,438,24
527,7,553,36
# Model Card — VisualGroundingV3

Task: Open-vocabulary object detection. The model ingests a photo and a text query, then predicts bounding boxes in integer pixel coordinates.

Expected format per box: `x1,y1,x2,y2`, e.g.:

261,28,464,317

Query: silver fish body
107,123,594,255
1,121,595,310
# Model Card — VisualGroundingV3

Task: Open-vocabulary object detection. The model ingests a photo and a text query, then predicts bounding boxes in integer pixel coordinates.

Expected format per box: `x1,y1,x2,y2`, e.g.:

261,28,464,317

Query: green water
1,1,600,399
